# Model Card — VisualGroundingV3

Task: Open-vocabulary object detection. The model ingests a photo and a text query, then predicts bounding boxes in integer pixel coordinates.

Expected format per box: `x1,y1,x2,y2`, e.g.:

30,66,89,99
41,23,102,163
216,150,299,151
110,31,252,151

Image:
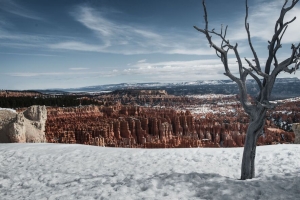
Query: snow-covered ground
0,144,299,200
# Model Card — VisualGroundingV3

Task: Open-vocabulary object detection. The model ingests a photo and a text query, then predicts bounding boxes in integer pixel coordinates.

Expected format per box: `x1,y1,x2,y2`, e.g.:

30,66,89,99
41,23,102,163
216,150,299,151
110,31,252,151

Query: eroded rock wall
0,105,47,143
0,110,16,142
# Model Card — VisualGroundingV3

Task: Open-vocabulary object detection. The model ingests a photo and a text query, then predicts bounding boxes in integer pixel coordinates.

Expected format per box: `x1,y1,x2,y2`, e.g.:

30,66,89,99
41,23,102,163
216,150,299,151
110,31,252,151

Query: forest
0,96,100,108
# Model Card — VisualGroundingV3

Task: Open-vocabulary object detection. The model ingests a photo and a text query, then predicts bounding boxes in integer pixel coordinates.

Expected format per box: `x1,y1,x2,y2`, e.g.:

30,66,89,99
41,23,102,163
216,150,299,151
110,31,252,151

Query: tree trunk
241,116,265,180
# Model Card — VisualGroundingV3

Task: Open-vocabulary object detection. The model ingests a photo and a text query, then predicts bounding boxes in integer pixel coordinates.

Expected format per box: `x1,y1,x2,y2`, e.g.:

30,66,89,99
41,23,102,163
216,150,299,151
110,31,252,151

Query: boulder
0,105,47,143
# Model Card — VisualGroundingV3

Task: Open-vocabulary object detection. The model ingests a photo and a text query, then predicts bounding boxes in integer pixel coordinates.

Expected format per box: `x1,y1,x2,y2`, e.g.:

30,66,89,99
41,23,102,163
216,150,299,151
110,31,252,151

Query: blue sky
0,0,300,90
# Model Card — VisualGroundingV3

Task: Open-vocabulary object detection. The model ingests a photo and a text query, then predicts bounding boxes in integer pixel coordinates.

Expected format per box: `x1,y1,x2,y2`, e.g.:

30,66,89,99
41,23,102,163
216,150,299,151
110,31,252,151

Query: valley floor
0,144,299,200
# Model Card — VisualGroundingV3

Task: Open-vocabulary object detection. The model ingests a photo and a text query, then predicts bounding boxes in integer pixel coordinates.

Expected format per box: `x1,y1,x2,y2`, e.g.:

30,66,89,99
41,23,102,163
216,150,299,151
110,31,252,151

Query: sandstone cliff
0,105,47,143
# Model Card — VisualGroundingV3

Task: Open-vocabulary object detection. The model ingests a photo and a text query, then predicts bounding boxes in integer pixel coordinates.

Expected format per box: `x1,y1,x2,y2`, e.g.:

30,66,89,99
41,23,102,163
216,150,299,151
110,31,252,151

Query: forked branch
194,0,255,115
245,0,261,71
265,0,300,79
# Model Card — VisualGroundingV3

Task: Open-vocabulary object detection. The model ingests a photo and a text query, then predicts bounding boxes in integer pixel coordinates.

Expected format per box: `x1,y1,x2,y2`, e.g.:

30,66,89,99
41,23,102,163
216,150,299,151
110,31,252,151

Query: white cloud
120,58,242,82
229,0,300,44
137,59,147,63
7,56,299,83
49,41,104,52
133,29,161,39
69,68,89,70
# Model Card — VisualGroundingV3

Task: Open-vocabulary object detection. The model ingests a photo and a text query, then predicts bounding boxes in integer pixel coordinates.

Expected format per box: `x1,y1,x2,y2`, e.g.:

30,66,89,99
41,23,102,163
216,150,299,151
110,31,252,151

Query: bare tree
194,0,300,180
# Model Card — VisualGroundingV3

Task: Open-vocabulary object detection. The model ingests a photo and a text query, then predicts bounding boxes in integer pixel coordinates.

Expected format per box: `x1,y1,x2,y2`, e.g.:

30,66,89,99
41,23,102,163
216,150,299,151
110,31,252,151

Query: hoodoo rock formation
45,102,295,148
0,105,47,143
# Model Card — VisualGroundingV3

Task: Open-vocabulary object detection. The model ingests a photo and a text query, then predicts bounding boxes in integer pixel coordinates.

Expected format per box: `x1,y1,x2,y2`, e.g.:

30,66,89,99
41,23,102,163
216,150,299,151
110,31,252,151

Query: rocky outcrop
292,123,300,144
0,106,47,143
0,110,16,143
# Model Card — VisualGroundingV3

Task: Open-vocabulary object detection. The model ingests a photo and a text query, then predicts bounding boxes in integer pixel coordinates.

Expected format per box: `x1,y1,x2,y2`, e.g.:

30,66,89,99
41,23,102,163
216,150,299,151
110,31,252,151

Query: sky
0,0,300,90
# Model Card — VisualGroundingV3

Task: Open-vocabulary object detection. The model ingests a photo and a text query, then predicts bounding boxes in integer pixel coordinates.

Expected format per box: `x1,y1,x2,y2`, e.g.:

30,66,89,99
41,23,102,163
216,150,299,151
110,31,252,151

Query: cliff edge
0,105,47,143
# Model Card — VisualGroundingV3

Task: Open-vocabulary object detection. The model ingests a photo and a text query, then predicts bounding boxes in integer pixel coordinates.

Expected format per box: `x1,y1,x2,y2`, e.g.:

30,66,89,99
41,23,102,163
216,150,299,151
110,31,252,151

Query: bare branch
283,64,299,73
283,16,296,27
194,0,253,115
276,43,300,72
215,49,221,58
257,101,276,109
241,65,263,102
274,54,279,67
194,25,224,53
265,0,299,80
282,0,289,9
222,25,228,48
273,25,288,67
233,44,243,78
279,25,288,42
245,0,261,71
242,67,263,92
265,43,300,99
244,58,269,78
285,0,299,11
193,1,238,81
207,28,232,48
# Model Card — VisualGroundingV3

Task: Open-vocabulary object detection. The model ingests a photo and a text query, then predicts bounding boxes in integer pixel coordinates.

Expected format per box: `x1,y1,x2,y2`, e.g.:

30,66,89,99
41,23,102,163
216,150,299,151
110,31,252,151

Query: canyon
1,90,298,148
45,92,298,148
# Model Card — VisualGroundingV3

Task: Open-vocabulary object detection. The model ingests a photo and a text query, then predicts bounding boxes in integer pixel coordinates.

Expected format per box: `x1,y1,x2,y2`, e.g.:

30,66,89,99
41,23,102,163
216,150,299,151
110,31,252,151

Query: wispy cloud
49,41,104,52
69,67,89,70
128,59,239,74
137,59,147,63
47,5,217,55
5,56,297,85
106,58,241,82
0,0,42,20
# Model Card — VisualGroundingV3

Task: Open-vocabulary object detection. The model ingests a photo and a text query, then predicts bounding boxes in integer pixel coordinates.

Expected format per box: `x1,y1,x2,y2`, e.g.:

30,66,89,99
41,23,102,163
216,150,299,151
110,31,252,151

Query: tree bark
241,115,265,180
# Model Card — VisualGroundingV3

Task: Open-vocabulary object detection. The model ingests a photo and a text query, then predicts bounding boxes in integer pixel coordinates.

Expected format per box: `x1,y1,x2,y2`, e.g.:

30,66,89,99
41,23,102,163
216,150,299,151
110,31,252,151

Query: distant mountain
36,78,300,99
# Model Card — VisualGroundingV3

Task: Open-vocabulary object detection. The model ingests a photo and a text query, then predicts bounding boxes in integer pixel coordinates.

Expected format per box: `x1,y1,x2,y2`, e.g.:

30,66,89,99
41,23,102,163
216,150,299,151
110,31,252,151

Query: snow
0,108,16,113
0,144,299,200
187,94,236,99
199,80,223,85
